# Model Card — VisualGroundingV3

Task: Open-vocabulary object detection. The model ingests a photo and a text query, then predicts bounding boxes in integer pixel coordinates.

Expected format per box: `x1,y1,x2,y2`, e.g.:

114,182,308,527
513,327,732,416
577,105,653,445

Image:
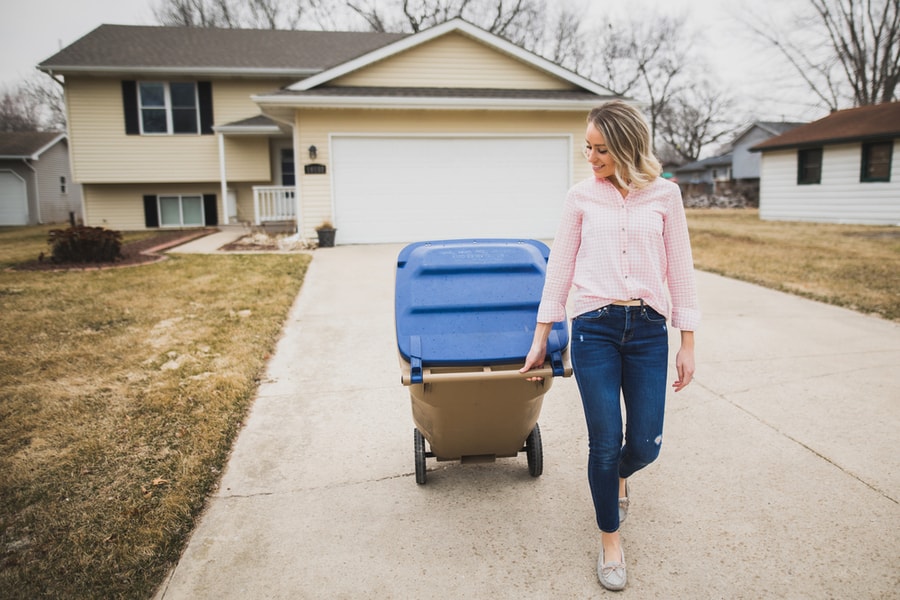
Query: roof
674,153,733,173
38,24,406,78
289,19,616,98
0,131,66,159
751,102,900,152
731,121,806,146
213,115,285,135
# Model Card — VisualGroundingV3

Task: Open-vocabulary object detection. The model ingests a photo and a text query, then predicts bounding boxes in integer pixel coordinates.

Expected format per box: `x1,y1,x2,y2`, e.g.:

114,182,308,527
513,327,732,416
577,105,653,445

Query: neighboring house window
60,176,67,194
797,148,823,184
139,82,199,134
122,81,214,135
281,149,295,186
861,141,892,182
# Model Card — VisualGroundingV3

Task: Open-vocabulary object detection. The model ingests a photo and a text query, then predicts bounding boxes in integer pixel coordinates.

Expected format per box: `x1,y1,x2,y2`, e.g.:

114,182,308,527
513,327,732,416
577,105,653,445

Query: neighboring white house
0,132,82,226
751,102,900,225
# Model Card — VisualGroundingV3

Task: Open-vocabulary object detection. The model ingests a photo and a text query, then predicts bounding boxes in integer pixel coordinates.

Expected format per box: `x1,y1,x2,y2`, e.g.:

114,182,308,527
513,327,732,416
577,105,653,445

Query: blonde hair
587,101,662,189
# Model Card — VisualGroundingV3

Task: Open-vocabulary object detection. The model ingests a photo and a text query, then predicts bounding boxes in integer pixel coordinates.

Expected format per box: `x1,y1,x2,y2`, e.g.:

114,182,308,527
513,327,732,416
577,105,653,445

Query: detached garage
0,171,28,225
0,132,82,226
255,19,621,243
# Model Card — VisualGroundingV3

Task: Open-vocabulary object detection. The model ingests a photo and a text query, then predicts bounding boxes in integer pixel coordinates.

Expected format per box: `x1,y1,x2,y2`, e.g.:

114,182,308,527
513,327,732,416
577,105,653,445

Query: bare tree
153,0,306,29
343,0,543,39
657,82,737,163
575,11,704,156
744,0,900,109
0,75,65,132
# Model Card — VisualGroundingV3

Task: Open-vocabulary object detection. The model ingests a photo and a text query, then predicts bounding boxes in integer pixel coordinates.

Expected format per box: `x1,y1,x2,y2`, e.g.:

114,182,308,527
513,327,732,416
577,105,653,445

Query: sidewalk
154,244,900,599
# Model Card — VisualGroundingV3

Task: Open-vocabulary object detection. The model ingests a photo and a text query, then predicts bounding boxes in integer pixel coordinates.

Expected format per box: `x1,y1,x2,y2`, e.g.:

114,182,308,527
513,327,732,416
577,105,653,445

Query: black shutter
198,82,214,135
122,81,140,135
143,195,159,228
203,194,218,226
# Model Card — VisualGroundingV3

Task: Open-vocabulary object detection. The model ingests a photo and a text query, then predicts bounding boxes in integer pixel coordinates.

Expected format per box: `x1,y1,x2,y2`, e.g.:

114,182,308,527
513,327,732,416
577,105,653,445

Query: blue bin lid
395,239,568,370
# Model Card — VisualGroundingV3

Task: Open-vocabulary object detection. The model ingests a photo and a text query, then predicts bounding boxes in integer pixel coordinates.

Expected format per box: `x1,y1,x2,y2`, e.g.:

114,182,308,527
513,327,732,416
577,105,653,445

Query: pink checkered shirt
537,176,701,331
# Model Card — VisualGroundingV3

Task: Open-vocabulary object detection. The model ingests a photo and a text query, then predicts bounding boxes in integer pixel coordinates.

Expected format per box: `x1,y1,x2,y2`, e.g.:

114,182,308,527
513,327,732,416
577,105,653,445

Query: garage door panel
0,171,29,226
332,136,569,244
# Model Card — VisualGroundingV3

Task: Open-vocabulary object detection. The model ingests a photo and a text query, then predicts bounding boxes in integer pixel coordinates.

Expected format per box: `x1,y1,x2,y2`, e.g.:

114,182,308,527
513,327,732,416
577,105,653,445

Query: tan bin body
399,358,567,462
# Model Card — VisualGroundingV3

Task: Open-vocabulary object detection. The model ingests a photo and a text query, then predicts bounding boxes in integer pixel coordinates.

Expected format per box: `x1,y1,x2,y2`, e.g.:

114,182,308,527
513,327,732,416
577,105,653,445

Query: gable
331,32,577,91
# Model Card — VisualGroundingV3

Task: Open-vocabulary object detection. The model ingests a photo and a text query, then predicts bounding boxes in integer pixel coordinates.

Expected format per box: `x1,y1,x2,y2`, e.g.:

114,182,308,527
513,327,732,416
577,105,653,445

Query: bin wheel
526,423,543,477
414,428,427,484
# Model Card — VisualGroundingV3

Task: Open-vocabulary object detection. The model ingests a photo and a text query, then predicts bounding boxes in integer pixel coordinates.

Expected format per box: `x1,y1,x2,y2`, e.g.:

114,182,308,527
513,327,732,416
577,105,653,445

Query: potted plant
315,221,337,248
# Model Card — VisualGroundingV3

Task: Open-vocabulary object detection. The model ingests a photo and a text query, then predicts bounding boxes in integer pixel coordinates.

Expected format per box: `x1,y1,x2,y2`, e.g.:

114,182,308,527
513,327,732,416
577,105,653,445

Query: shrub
47,226,123,264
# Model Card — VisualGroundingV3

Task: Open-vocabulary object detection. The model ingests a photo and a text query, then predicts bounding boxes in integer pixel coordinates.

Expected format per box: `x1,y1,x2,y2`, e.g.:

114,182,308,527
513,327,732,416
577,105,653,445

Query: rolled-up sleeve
664,193,701,331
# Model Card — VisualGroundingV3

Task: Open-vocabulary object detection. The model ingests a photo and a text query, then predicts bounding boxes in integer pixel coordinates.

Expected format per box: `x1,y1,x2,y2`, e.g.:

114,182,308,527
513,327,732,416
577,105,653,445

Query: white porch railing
253,186,295,224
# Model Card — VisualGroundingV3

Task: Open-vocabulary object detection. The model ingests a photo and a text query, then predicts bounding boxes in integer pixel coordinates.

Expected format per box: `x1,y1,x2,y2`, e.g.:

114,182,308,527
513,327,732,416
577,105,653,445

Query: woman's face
584,122,617,181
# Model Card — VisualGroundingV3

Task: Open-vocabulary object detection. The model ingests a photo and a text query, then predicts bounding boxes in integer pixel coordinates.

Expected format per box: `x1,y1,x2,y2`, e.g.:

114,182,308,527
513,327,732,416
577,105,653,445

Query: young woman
520,100,700,591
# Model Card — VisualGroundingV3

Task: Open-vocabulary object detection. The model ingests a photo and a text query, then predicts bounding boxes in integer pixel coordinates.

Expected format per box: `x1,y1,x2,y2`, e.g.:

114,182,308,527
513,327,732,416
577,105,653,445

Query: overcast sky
0,0,825,123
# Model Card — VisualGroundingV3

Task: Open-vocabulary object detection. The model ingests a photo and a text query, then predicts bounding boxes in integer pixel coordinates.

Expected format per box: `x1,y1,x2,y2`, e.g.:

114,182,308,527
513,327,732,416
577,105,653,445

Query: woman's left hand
673,332,695,392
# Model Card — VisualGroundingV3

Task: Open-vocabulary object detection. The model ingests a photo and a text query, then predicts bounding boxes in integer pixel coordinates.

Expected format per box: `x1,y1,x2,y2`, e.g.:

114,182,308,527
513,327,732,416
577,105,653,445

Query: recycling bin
395,239,571,484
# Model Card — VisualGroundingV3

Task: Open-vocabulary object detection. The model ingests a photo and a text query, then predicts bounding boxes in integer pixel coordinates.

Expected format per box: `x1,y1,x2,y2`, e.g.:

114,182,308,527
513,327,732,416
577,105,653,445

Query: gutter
252,93,602,112
39,65,320,79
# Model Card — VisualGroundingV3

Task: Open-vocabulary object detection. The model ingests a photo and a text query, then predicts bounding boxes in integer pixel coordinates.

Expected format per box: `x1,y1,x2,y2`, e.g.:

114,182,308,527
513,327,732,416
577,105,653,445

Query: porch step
260,220,296,234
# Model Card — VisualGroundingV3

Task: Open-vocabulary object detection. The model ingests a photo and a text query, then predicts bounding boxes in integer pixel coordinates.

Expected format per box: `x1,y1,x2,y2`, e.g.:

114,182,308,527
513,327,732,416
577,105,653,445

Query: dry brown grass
687,209,900,321
1,226,310,599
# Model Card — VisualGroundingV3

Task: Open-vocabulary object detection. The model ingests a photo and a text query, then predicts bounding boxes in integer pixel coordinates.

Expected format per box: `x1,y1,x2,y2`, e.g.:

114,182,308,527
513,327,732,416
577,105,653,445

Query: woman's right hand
520,322,553,380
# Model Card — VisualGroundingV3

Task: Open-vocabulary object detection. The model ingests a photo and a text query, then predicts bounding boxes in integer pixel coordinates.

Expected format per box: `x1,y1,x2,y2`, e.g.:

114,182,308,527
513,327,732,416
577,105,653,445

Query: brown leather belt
611,299,643,307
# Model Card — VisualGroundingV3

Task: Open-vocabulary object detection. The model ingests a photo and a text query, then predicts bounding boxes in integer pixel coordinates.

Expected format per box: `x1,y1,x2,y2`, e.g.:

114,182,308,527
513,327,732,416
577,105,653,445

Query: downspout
217,133,228,226
21,158,41,224
291,117,304,239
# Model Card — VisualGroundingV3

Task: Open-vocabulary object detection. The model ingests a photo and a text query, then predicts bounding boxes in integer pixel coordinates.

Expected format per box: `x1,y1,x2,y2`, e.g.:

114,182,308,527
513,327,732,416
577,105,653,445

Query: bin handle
401,362,569,386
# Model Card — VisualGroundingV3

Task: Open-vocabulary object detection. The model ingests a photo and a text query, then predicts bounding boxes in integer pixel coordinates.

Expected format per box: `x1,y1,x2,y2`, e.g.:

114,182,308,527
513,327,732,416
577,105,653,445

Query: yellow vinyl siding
293,109,591,237
333,32,576,90
66,78,291,184
82,183,224,230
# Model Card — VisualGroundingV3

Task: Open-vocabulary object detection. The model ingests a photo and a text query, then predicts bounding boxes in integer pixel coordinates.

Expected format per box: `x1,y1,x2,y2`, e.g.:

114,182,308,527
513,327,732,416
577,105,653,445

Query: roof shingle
0,131,65,158
751,102,900,152
39,24,407,75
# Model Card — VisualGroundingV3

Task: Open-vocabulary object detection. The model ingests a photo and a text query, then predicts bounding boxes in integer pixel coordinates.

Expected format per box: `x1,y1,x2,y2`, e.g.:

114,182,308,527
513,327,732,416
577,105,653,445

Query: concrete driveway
155,243,899,599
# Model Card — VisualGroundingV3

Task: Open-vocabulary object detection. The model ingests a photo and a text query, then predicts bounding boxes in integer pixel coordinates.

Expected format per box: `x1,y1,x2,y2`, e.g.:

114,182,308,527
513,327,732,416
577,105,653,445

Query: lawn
686,209,900,321
0,226,311,599
0,212,897,599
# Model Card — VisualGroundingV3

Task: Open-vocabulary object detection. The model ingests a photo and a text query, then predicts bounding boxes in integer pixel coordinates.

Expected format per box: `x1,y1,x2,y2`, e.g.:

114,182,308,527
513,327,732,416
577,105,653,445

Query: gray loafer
598,545,627,591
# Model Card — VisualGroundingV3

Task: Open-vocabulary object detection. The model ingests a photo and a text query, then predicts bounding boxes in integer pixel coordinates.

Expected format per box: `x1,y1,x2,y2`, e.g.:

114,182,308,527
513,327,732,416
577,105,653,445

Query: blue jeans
571,304,669,533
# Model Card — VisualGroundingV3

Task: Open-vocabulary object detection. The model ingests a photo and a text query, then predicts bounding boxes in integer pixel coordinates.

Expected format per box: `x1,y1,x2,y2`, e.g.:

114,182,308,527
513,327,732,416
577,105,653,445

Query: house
0,131,82,226
730,121,805,182
673,153,733,197
673,121,806,204
38,19,620,244
751,102,900,225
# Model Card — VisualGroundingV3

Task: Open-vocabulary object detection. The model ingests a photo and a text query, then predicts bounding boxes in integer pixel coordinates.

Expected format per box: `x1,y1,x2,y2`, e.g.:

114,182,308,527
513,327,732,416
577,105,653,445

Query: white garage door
0,171,28,226
331,136,571,244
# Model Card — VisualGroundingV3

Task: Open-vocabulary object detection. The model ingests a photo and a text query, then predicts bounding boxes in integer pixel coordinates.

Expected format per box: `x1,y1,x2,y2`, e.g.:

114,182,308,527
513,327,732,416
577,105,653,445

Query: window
861,141,892,182
797,148,823,184
281,149,295,186
138,82,199,134
123,81,213,136
60,176,67,194
158,195,204,227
